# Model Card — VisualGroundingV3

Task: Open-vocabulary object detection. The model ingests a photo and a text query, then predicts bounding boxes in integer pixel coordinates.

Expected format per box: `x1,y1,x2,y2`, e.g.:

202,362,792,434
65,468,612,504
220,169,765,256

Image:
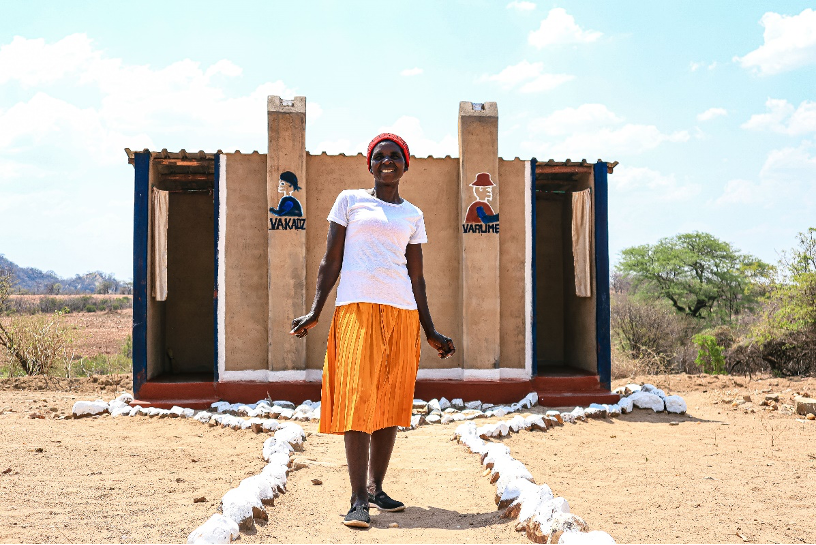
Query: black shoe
368,491,405,512
343,504,370,528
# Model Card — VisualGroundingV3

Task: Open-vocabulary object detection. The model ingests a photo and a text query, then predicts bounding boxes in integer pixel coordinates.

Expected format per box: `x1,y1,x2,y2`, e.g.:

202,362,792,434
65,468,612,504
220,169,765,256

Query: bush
85,305,97,313
611,295,692,368
0,311,74,376
692,333,726,374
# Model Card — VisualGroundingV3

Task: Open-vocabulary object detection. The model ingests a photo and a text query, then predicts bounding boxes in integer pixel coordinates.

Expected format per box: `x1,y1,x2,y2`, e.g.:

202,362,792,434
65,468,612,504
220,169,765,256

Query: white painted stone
115,392,134,404
412,399,427,409
560,412,576,424
239,475,276,504
410,414,422,429
72,400,109,417
187,513,240,544
211,401,231,413
261,419,279,432
109,399,129,412
664,395,687,414
221,487,264,530
641,384,666,399
181,408,195,418
455,422,478,439
482,403,495,410
491,407,510,418
425,414,441,424
525,415,547,431
481,443,512,467
465,400,483,411
586,404,608,418
128,406,142,417
508,415,530,432
263,436,293,461
606,404,621,417
559,530,616,544
194,411,212,423
618,396,633,414
451,398,465,410
570,407,586,422
512,484,556,525
545,411,563,424
625,383,641,394
275,423,306,450
520,392,539,409
294,403,313,414
438,397,451,411
498,477,539,508
110,406,131,417
169,406,185,417
629,391,665,412
272,400,295,410
441,414,456,424
428,399,442,412
260,462,288,494
527,511,587,544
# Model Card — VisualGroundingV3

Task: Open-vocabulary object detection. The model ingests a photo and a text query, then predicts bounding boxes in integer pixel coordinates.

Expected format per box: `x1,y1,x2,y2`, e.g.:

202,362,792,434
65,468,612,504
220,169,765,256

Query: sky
1,1,815,280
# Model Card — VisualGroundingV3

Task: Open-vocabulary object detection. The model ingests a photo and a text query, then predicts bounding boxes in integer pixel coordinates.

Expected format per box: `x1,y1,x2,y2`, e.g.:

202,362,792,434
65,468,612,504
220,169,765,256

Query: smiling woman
289,132,455,529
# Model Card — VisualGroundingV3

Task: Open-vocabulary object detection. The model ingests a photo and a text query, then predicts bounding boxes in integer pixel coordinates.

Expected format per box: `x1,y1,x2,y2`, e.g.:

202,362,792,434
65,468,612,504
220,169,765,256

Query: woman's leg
367,426,398,494
344,431,371,507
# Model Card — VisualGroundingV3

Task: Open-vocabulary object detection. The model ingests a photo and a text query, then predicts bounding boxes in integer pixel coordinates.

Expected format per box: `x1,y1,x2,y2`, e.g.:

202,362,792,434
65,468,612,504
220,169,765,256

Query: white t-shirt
327,189,428,310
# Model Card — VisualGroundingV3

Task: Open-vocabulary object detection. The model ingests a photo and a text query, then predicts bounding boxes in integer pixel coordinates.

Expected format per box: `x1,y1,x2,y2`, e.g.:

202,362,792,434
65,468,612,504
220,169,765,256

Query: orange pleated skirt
319,302,421,435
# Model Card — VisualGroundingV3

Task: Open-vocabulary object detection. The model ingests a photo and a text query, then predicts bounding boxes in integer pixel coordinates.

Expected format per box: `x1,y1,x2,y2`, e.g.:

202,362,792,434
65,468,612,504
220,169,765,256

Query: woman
289,133,455,528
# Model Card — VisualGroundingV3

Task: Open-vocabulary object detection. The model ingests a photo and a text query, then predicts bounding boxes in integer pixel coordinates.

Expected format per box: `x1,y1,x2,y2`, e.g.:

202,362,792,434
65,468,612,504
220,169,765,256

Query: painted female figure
269,170,303,217
289,133,455,528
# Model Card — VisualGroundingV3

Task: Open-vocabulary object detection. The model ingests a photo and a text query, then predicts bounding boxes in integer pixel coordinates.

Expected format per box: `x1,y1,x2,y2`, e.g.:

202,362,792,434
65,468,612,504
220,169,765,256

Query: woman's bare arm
290,221,346,337
406,243,455,358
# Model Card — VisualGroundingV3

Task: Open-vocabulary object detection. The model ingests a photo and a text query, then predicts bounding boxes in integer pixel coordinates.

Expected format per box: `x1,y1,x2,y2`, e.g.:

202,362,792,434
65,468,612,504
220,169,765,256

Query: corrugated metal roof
536,159,619,174
124,148,221,165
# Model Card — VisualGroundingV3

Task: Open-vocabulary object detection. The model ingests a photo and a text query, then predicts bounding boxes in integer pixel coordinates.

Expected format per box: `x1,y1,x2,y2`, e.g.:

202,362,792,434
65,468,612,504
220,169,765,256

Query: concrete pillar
267,96,307,371
458,101,501,373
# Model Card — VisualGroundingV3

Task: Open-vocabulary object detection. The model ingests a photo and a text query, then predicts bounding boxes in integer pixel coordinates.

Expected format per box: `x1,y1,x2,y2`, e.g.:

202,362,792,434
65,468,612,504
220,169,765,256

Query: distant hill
0,255,131,294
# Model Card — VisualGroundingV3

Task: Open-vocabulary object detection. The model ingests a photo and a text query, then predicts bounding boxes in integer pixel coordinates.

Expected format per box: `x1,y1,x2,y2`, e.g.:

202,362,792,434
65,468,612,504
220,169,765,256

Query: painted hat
366,133,410,170
470,172,495,187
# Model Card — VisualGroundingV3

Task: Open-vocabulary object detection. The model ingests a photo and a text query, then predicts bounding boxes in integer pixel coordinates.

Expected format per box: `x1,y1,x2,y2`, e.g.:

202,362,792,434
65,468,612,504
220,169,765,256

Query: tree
754,228,816,375
617,232,772,321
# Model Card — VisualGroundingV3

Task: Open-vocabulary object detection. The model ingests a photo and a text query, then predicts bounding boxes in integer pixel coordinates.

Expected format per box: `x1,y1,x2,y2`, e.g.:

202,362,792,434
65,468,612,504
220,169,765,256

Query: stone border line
69,382,688,543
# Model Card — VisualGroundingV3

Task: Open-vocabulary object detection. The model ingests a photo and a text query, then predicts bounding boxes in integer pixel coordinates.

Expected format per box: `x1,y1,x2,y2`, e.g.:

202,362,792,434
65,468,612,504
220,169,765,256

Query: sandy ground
0,373,814,544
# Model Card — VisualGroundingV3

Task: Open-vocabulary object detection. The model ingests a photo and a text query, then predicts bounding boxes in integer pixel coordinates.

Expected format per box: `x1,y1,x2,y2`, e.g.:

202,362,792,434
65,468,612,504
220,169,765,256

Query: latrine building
126,97,619,407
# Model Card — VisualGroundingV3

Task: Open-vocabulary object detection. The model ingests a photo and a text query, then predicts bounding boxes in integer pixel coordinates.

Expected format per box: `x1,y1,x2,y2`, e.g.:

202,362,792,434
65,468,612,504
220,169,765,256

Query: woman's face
369,141,406,184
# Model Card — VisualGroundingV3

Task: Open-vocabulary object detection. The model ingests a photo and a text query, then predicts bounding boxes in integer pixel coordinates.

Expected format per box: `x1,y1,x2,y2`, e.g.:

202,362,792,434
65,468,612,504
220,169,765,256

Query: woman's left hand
427,331,455,359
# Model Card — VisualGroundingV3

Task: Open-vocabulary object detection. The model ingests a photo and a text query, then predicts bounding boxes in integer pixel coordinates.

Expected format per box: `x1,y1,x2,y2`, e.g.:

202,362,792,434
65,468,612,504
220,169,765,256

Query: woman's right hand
290,312,319,338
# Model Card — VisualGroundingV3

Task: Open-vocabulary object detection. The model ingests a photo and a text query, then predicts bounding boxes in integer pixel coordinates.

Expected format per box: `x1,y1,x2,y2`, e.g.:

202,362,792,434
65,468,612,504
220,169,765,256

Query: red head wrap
366,133,410,171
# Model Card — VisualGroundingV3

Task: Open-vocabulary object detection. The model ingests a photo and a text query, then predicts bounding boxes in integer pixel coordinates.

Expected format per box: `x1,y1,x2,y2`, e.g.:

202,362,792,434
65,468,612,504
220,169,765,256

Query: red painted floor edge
134,376,618,406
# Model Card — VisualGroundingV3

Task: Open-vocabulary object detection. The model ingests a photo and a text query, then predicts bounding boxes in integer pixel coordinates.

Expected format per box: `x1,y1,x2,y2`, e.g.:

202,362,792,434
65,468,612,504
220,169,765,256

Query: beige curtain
151,188,169,301
571,189,592,297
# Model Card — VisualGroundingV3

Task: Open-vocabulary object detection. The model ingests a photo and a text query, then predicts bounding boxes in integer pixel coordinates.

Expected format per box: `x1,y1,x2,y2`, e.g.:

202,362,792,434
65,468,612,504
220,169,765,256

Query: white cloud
400,67,423,76
0,33,308,278
612,166,700,201
306,101,323,124
375,116,457,158
0,33,98,86
519,73,575,93
714,143,816,207
528,8,602,49
690,61,718,72
734,8,816,75
312,117,456,158
697,107,728,121
528,104,623,136
481,60,573,93
742,98,816,135
506,1,536,11
524,104,689,158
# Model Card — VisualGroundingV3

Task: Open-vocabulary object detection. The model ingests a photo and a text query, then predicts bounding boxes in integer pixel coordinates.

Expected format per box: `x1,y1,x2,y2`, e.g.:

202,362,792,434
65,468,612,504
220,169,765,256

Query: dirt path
257,426,518,544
